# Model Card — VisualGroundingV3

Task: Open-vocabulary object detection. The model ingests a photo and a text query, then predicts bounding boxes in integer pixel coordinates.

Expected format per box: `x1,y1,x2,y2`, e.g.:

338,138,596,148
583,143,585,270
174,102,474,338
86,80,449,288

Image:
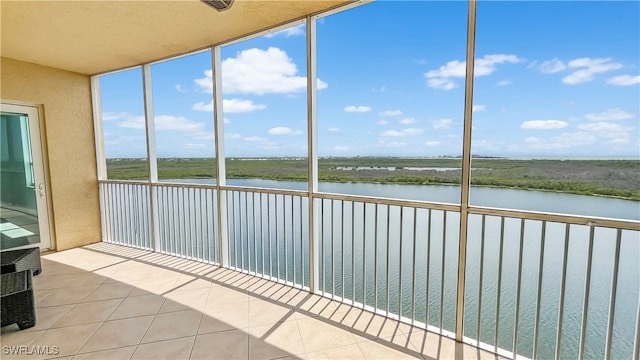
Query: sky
100,1,640,159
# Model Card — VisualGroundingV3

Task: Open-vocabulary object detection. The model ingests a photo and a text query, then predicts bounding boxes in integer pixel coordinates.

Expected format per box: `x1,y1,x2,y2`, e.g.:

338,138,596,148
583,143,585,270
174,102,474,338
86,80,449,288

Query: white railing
98,179,640,360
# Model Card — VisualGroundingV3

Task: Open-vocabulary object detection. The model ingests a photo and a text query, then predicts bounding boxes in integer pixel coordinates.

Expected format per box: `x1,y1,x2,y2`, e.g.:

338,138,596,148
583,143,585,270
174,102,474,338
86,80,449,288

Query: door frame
1,101,53,250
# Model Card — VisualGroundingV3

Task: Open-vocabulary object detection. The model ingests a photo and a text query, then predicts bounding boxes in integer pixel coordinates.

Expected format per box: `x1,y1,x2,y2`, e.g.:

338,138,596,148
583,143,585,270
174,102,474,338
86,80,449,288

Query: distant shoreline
105,157,640,201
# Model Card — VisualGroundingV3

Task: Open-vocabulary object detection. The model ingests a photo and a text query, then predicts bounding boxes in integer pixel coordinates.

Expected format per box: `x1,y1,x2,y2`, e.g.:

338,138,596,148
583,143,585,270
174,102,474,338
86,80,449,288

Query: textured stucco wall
1,57,100,250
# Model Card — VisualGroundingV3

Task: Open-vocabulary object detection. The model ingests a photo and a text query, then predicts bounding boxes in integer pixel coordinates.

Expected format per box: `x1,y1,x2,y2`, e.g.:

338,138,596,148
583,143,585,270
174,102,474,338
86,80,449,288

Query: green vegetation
106,157,640,200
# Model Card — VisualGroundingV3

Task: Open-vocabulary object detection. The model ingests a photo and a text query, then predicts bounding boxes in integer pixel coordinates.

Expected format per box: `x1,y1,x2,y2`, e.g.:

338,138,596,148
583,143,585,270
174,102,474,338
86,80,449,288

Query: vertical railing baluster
341,200,345,300
351,201,355,304
321,198,325,293
439,211,447,333
386,205,391,315
374,203,379,310
533,221,547,359
188,188,194,258
477,215,486,345
292,195,296,285
411,207,417,324
513,219,526,357
285,195,289,282
555,224,570,359
633,291,640,360
495,217,506,352
578,225,596,360
300,196,304,287
426,209,432,327
267,194,272,278
362,203,367,308
254,193,259,274
399,206,404,318
331,200,335,296
276,194,281,280
604,229,622,360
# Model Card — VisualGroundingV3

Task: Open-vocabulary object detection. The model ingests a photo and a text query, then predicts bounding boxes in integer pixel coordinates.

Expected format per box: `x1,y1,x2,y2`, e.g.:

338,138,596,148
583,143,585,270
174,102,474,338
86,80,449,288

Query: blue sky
100,1,640,159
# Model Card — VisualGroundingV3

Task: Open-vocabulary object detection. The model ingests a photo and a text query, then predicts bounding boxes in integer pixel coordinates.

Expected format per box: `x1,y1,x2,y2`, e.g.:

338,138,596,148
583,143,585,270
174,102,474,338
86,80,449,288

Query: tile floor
1,243,505,360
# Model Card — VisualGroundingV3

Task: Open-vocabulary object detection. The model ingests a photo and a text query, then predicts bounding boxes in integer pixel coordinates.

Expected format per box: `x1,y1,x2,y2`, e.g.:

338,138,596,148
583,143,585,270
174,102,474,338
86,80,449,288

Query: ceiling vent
201,0,234,12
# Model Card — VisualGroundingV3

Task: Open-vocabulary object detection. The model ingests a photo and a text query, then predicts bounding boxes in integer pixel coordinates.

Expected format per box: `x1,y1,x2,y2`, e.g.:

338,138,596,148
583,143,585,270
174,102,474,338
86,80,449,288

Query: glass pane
317,2,467,203
99,67,149,180
470,1,639,221
0,113,40,249
220,23,309,190
151,50,217,184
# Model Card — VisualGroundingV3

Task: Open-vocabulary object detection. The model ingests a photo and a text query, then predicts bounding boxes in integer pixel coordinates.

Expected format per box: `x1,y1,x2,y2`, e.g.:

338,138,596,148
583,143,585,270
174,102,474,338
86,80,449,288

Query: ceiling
1,0,352,75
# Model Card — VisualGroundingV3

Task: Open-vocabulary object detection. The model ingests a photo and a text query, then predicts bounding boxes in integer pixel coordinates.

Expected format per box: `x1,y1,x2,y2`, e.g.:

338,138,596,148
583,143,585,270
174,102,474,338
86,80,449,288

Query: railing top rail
220,185,308,197
99,179,149,186
314,192,461,212
152,181,218,190
469,206,640,231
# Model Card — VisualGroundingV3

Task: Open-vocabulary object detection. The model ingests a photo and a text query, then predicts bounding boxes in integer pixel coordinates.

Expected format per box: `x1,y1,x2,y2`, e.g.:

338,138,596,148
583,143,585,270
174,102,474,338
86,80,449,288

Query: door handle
38,183,45,198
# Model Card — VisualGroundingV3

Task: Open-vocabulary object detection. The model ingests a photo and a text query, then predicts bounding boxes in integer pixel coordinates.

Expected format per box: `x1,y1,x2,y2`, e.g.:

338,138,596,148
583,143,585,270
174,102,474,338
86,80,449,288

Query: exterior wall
1,57,101,250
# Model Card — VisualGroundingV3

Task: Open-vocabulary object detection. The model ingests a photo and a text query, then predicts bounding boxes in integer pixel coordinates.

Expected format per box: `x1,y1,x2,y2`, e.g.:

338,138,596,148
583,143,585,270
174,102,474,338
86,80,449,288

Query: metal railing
98,179,639,359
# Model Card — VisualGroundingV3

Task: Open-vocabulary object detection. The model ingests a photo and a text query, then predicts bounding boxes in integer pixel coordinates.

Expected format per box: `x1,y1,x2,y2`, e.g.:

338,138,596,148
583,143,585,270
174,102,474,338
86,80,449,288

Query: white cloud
267,127,302,136
399,118,416,124
520,120,569,130
380,128,423,137
327,128,340,132
607,75,640,86
425,54,520,90
379,110,403,117
424,141,441,147
192,98,267,113
224,118,231,124
226,133,242,139
432,118,453,129
538,58,566,74
102,112,129,121
585,108,634,121
376,120,389,125
344,105,371,113
264,24,305,38
175,84,187,93
118,115,145,129
472,105,486,112
577,122,626,132
195,47,328,95
496,80,512,86
333,146,349,151
243,136,266,142
223,98,266,113
562,57,623,84
524,132,597,150
377,140,408,148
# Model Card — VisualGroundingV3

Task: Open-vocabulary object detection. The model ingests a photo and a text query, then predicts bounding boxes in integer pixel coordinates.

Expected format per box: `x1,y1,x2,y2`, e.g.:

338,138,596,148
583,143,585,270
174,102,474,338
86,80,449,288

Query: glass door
0,103,51,250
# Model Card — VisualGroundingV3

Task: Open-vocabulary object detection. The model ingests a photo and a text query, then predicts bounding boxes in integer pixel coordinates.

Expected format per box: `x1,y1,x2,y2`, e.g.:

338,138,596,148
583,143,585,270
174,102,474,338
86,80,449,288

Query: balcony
2,242,495,360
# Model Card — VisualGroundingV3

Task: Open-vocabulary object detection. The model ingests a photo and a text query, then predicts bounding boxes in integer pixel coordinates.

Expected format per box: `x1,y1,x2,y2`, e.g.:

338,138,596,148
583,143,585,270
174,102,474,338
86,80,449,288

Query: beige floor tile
201,301,249,330
128,277,179,296
190,330,248,360
357,339,423,360
71,346,136,360
19,304,75,332
160,287,210,313
405,328,450,359
17,323,101,359
78,316,154,353
131,336,194,360
108,295,165,320
306,343,365,360
205,286,248,307
52,299,122,328
248,299,295,327
349,312,409,342
82,283,135,302
37,285,99,307
296,317,356,353
293,295,340,318
248,321,306,360
0,328,45,347
141,310,202,343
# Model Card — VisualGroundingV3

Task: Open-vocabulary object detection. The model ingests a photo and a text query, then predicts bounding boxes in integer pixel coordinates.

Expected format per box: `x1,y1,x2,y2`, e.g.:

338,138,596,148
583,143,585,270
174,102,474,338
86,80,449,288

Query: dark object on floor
1,270,36,329
1,247,42,276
